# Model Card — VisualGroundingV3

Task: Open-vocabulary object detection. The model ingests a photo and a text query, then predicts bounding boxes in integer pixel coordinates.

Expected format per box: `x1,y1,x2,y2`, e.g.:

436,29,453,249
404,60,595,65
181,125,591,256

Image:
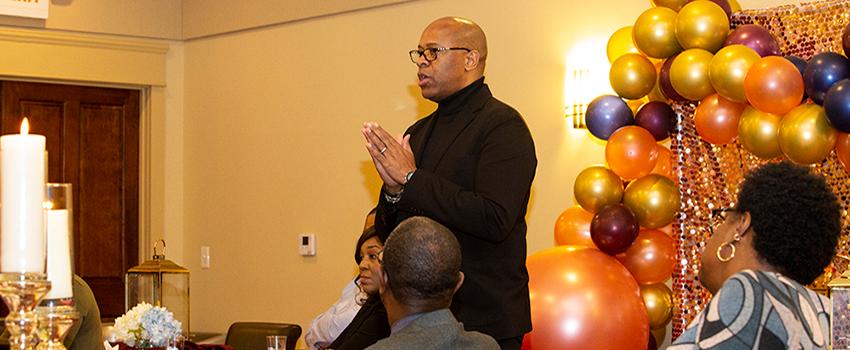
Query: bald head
424,17,488,68
415,17,488,101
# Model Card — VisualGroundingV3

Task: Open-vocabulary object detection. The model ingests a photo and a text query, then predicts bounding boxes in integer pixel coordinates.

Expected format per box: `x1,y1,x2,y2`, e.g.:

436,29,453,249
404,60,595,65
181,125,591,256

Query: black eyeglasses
409,47,471,63
709,207,736,234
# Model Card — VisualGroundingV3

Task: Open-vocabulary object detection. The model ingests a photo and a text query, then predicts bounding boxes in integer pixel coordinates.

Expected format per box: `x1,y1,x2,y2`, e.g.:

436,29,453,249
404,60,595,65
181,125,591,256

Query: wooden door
0,81,139,319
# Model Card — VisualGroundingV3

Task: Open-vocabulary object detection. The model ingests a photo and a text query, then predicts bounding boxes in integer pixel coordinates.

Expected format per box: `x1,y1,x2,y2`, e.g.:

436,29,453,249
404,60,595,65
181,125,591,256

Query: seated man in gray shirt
366,217,498,350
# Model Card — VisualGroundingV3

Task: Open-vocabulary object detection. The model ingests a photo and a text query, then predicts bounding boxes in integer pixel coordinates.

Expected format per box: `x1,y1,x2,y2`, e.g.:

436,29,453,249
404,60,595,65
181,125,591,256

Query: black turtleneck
420,77,486,167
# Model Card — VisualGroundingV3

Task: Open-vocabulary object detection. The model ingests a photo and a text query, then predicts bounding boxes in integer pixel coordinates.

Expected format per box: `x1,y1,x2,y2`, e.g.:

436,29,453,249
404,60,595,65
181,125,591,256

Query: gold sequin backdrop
671,0,850,337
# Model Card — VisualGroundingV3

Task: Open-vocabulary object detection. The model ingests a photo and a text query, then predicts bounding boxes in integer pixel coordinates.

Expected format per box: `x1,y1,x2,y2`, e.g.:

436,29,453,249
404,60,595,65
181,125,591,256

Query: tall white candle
1,118,47,273
46,208,72,299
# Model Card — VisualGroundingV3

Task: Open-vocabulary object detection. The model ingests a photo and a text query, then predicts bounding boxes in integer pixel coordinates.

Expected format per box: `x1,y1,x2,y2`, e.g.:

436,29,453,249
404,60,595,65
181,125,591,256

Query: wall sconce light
565,68,590,129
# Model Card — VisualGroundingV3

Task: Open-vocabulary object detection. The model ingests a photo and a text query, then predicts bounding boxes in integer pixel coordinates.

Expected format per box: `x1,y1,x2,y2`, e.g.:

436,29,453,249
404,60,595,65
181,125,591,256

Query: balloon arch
524,0,850,349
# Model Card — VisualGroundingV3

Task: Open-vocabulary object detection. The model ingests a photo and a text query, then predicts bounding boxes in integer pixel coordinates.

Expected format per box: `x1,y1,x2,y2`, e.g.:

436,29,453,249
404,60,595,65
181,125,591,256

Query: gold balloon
676,0,730,52
611,53,658,100
608,26,640,63
728,0,741,12
779,104,838,164
574,166,624,213
640,283,673,329
670,48,716,101
623,174,680,229
633,7,682,59
710,45,761,103
651,0,688,11
738,106,783,159
627,97,649,115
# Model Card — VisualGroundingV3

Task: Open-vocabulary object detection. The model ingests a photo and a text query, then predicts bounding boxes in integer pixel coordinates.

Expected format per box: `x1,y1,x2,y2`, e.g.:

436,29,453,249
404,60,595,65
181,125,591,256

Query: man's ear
464,50,480,72
378,269,389,295
453,271,465,294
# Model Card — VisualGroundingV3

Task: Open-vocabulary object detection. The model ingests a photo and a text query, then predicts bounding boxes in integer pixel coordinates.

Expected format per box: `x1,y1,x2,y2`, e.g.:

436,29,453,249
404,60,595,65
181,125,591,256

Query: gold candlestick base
0,273,51,350
35,304,79,350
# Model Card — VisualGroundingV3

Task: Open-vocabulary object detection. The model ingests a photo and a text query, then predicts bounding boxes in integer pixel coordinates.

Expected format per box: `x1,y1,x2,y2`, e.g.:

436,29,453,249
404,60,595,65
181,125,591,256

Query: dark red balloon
659,55,688,102
724,24,781,57
591,204,640,255
647,332,658,350
635,101,677,141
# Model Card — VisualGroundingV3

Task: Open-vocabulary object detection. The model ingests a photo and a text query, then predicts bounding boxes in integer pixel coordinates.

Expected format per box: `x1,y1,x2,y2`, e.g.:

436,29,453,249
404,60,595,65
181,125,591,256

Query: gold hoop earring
715,233,741,263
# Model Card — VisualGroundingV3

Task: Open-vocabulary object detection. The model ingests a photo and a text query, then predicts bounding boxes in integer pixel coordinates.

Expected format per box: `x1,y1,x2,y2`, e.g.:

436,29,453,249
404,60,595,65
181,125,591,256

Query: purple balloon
659,55,688,102
804,52,850,105
724,24,781,57
689,0,732,19
590,204,639,255
844,22,850,58
824,79,850,133
635,101,677,141
585,95,634,140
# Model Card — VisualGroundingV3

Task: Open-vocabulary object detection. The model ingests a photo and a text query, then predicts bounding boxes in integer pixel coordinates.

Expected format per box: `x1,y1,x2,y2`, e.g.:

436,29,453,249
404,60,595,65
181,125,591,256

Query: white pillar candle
46,208,72,299
0,118,46,273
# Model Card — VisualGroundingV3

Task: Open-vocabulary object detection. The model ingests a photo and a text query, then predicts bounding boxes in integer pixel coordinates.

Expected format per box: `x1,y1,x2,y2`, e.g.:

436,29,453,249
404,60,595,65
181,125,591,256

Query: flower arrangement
111,302,183,348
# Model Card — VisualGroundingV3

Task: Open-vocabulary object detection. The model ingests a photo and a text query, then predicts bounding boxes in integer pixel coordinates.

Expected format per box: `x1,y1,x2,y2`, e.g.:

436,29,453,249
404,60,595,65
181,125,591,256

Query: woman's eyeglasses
709,207,736,234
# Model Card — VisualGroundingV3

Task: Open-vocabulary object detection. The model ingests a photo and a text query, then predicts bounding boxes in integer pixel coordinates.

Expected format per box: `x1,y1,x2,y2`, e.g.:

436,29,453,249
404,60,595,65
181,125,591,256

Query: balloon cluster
608,0,850,170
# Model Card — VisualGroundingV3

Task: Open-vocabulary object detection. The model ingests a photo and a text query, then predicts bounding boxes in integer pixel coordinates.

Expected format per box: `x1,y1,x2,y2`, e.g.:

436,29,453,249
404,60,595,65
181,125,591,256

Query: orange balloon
651,145,674,180
527,246,649,350
616,230,676,285
837,132,850,174
658,223,674,236
606,126,660,180
554,206,596,248
694,93,747,144
744,56,805,115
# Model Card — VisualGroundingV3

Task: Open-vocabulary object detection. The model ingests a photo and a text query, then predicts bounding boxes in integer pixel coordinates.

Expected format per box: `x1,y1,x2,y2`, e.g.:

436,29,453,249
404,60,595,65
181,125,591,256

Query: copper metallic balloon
738,106,783,159
606,126,660,180
744,56,805,115
836,132,850,174
651,145,674,180
554,206,596,248
728,0,741,12
623,174,681,229
526,247,649,350
608,26,641,63
779,104,838,164
694,93,747,145
574,166,624,213
676,0,730,52
617,230,676,285
639,283,674,329
633,7,682,59
611,54,658,100
710,44,761,103
670,48,716,101
651,0,688,11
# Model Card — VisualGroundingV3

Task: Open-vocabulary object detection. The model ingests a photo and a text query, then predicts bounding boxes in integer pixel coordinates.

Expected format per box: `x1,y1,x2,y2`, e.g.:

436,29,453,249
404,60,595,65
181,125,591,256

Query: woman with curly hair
670,161,842,349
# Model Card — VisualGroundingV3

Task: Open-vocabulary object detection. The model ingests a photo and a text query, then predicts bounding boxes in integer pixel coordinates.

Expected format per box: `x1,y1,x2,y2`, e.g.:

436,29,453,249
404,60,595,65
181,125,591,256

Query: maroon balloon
635,101,677,141
659,55,688,102
689,0,732,19
724,24,781,57
590,204,640,255
647,332,658,350
844,22,850,58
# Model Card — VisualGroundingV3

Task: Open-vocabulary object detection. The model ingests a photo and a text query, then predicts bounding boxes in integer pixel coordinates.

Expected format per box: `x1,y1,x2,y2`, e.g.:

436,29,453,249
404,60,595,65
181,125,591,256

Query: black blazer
376,80,536,339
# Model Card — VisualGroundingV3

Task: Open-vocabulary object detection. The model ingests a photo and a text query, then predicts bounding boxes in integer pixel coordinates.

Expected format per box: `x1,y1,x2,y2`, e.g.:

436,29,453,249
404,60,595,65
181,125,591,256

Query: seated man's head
379,216,463,311
699,161,842,293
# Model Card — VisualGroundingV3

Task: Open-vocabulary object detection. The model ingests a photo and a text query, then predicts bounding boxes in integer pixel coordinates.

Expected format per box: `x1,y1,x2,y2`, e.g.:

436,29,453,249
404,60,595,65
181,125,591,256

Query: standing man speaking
362,17,536,350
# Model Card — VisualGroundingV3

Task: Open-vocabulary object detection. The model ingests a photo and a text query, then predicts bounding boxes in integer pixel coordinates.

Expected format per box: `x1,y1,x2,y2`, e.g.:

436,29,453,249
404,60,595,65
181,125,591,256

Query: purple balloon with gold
723,24,780,57
804,52,850,105
659,55,688,102
824,79,850,133
586,95,634,140
635,101,677,141
590,204,640,255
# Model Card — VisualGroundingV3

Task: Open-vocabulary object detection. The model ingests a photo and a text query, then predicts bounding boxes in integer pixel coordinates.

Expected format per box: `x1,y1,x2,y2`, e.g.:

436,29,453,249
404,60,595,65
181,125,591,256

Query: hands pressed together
362,122,416,194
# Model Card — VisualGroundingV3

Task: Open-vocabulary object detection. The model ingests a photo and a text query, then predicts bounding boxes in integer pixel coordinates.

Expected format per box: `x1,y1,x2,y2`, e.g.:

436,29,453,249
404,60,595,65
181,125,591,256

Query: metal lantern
126,240,190,334
829,268,850,349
